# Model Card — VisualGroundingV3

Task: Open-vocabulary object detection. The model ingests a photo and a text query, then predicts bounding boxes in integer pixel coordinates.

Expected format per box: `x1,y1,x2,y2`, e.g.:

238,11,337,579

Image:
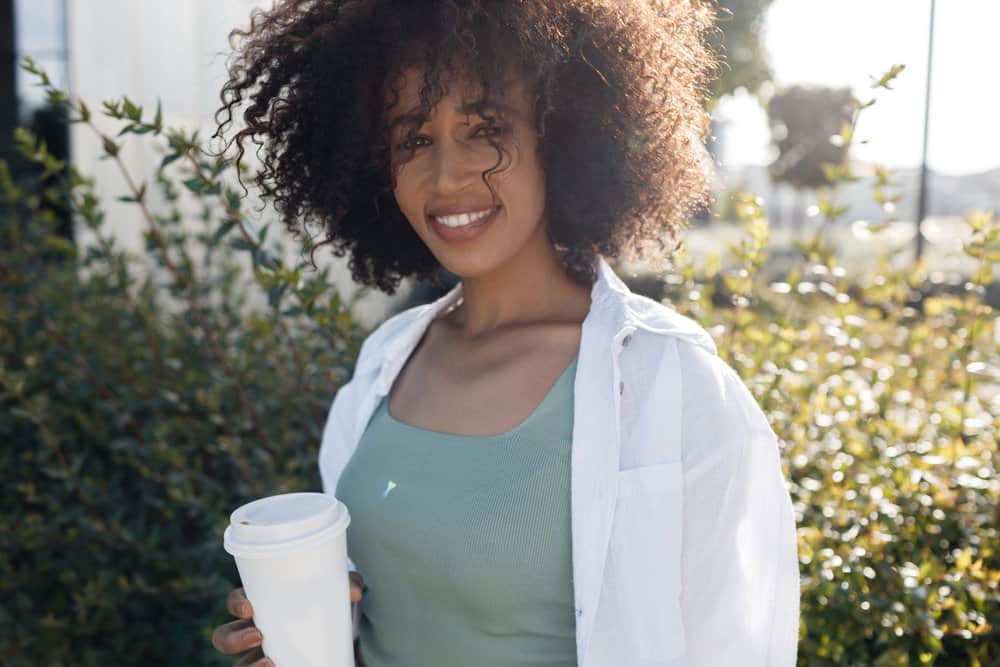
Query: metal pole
915,0,936,261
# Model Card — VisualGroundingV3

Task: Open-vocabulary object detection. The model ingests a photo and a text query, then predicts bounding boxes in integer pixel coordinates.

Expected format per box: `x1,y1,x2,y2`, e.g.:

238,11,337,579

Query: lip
426,202,497,218
428,205,501,242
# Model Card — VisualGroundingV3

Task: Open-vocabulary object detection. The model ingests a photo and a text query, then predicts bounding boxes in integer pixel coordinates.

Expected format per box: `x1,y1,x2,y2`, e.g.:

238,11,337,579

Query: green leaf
42,236,75,257
153,99,163,133
20,54,39,74
229,238,256,252
212,220,239,245
821,163,842,183
102,137,120,157
873,64,906,89
268,283,288,307
182,177,204,194
838,121,854,145
41,156,66,179
225,188,242,212
962,239,1000,262
46,89,68,106
964,210,994,232
254,248,275,270
160,152,181,170
122,96,142,121
101,100,121,117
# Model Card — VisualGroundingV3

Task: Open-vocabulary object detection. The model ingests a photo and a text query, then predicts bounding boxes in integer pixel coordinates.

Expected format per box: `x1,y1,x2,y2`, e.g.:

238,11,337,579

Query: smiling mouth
430,206,500,228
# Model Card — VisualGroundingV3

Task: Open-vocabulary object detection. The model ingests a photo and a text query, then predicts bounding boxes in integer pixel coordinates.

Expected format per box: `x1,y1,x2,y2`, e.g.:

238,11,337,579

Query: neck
446,229,593,340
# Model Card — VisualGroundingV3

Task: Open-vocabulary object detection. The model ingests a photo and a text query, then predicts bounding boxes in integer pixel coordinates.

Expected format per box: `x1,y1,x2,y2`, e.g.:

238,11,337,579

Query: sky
714,0,1000,177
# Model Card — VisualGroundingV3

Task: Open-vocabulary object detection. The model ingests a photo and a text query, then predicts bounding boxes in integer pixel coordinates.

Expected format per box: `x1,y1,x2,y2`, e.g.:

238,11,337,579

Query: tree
707,0,777,108
766,85,854,229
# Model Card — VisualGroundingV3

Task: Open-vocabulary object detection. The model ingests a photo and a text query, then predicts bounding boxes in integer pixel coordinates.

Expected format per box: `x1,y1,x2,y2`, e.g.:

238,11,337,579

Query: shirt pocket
610,461,686,663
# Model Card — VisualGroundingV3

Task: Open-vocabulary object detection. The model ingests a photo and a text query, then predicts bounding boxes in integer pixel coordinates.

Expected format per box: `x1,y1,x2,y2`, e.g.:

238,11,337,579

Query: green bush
3,61,997,666
1,60,369,665
660,201,999,666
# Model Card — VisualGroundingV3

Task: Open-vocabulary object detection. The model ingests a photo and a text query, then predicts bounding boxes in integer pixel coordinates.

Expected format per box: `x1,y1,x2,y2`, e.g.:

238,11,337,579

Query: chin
433,250,510,280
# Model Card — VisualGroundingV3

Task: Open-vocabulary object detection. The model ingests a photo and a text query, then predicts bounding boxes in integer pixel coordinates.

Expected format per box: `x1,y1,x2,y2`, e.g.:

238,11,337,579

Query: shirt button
619,380,624,395
622,334,632,347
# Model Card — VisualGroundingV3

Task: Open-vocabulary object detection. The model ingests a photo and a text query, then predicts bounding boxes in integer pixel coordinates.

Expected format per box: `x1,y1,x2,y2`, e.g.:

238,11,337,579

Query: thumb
349,571,365,603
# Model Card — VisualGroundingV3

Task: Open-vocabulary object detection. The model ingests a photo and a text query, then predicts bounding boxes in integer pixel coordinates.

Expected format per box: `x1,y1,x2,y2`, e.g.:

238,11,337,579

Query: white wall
66,0,406,328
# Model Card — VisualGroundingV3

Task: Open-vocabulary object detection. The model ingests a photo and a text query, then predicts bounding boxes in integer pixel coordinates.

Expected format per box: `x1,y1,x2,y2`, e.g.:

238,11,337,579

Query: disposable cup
224,492,353,667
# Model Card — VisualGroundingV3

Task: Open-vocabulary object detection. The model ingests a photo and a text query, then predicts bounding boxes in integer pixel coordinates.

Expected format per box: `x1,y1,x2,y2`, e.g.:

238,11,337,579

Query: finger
211,618,261,655
234,648,273,667
227,587,254,618
349,571,365,603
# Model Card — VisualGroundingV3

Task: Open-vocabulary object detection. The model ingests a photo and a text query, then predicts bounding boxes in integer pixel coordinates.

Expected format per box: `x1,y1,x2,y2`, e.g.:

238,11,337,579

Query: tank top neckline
380,354,579,440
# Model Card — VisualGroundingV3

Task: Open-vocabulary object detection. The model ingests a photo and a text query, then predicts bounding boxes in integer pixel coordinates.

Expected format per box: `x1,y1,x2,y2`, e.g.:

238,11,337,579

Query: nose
429,137,480,193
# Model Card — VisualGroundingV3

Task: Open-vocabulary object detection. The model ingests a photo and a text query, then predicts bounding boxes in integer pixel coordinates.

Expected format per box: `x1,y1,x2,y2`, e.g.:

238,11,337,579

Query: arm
679,351,800,666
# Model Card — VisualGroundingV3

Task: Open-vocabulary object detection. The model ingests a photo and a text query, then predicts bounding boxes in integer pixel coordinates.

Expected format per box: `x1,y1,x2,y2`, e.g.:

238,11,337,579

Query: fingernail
243,627,262,643
240,602,252,616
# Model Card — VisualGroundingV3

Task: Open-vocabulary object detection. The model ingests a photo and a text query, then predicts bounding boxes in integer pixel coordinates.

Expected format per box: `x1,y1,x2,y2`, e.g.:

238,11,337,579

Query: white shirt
319,254,800,666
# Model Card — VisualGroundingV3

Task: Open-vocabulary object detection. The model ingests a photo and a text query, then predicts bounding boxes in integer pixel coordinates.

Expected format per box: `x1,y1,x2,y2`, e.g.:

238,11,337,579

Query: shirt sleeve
678,347,800,666
319,320,398,576
318,373,362,576
318,373,365,640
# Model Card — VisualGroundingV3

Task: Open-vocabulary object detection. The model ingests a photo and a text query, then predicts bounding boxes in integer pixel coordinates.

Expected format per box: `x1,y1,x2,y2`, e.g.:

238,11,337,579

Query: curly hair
215,0,721,294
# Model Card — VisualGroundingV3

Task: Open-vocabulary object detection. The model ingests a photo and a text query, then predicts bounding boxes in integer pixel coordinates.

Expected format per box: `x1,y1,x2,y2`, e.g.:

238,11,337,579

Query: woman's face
386,66,549,279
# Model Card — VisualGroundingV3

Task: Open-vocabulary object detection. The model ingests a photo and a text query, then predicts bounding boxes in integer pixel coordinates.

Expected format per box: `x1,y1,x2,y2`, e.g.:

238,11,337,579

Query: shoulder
614,287,767,468
676,339,744,415
674,337,776,476
351,301,431,376
619,289,719,357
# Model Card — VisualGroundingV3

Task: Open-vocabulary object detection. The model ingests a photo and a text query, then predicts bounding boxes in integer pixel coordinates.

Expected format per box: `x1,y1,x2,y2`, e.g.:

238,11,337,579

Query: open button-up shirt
319,255,800,666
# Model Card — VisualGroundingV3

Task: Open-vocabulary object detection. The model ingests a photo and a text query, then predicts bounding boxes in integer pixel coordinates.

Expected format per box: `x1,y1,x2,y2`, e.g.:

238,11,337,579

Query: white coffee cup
224,492,354,667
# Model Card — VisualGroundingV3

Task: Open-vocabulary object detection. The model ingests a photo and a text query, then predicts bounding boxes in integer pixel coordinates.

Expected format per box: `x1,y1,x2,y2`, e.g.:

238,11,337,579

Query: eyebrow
387,101,520,133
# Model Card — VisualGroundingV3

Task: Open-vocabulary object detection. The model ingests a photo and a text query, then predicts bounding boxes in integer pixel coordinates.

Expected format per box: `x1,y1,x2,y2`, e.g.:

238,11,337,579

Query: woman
210,1,800,665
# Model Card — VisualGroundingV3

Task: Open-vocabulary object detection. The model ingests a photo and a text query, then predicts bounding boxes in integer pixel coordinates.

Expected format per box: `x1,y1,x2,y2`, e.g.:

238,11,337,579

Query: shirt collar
372,255,626,392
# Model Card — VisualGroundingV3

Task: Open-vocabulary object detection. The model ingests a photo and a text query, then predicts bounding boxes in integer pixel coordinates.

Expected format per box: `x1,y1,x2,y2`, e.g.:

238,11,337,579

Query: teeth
434,208,493,227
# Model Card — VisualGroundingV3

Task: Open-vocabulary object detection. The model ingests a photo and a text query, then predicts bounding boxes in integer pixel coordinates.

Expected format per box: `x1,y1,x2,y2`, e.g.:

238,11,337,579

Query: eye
396,135,430,151
473,123,507,139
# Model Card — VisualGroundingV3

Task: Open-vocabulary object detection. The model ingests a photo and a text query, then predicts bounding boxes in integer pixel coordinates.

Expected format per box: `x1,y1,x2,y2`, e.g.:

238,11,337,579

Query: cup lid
223,492,350,558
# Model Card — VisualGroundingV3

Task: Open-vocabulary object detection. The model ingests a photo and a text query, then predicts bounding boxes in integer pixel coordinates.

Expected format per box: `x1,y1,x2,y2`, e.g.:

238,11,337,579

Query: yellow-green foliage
658,198,999,666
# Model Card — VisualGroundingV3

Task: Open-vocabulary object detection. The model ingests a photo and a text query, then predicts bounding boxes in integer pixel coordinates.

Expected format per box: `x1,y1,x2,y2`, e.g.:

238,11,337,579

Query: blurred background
5,0,998,319
3,1,997,665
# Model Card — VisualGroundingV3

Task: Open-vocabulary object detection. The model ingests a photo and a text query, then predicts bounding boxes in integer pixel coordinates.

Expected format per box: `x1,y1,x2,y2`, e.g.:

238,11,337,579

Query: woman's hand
349,571,367,667
210,575,366,666
210,587,269,666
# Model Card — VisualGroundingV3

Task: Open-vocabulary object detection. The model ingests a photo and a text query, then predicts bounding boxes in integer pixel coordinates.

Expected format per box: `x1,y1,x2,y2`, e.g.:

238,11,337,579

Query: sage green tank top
336,355,579,666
